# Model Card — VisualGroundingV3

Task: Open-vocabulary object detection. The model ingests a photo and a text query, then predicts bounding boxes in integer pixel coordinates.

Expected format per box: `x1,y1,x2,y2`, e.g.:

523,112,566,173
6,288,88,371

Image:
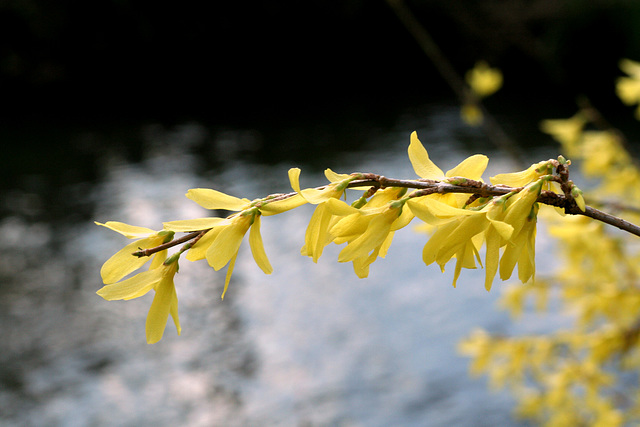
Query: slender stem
582,206,640,237
132,231,205,257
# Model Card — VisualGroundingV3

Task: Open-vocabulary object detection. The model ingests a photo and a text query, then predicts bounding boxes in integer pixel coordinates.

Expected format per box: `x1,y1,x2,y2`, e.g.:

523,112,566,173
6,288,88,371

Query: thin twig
384,0,526,166
132,231,205,257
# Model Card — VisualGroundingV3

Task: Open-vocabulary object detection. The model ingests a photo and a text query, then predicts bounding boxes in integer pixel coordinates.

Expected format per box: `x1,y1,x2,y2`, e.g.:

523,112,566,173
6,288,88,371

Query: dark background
4,0,640,224
3,0,640,125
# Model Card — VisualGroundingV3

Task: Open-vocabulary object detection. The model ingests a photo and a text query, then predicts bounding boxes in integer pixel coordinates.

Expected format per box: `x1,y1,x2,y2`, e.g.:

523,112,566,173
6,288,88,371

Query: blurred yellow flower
580,130,629,178
616,58,640,119
408,131,488,207
539,114,587,156
461,103,484,126
465,61,503,98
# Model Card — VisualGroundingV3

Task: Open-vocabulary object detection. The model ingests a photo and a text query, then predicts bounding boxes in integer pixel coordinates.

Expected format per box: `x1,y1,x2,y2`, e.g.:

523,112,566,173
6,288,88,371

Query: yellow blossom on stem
163,187,284,299
408,196,514,288
97,256,181,344
164,209,269,299
96,221,174,284
482,195,515,290
289,167,357,262
323,187,414,277
500,203,538,283
408,131,488,207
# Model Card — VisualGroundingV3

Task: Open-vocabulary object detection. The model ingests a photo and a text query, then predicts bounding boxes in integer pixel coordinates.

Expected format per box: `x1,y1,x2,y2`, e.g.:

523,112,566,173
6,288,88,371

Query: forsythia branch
132,171,640,262
95,131,640,344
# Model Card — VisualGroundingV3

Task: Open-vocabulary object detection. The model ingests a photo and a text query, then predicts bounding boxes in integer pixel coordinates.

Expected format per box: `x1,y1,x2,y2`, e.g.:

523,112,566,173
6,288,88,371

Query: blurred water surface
0,102,565,426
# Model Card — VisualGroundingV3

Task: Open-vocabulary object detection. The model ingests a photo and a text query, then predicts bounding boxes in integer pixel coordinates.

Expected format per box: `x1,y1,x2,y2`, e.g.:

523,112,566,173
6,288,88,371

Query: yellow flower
96,221,174,284
493,180,543,283
580,131,629,178
483,195,515,290
500,203,538,283
164,188,282,299
184,187,305,216
408,197,513,287
408,131,488,207
323,187,414,277
616,59,640,119
465,61,503,98
97,258,181,344
539,114,587,156
461,103,484,126
289,167,357,262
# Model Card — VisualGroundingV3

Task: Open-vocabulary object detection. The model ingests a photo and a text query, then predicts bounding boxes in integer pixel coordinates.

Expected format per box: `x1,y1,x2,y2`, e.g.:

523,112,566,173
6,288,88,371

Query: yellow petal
408,131,444,179
288,168,302,193
260,193,307,215
422,220,460,265
330,213,368,240
338,213,393,262
149,250,168,270
304,204,333,262
484,228,500,291
169,287,181,336
490,161,551,188
186,188,250,211
517,219,537,283
487,218,514,241
163,217,227,232
221,251,238,300
407,197,479,226
377,231,395,258
300,187,336,204
499,232,525,281
249,216,273,274
436,214,488,266
97,269,162,300
445,154,488,181
390,208,414,231
95,221,155,238
206,220,248,270
324,168,352,183
325,197,361,216
145,263,178,344
100,236,164,284
351,247,381,279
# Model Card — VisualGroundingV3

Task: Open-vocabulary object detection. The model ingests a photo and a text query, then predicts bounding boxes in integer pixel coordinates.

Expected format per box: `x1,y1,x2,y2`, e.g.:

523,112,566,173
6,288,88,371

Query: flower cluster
459,59,640,426
96,130,587,344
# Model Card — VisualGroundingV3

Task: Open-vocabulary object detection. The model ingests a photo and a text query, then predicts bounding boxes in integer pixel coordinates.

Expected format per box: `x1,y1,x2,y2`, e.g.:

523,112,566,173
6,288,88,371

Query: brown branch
132,231,205,258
